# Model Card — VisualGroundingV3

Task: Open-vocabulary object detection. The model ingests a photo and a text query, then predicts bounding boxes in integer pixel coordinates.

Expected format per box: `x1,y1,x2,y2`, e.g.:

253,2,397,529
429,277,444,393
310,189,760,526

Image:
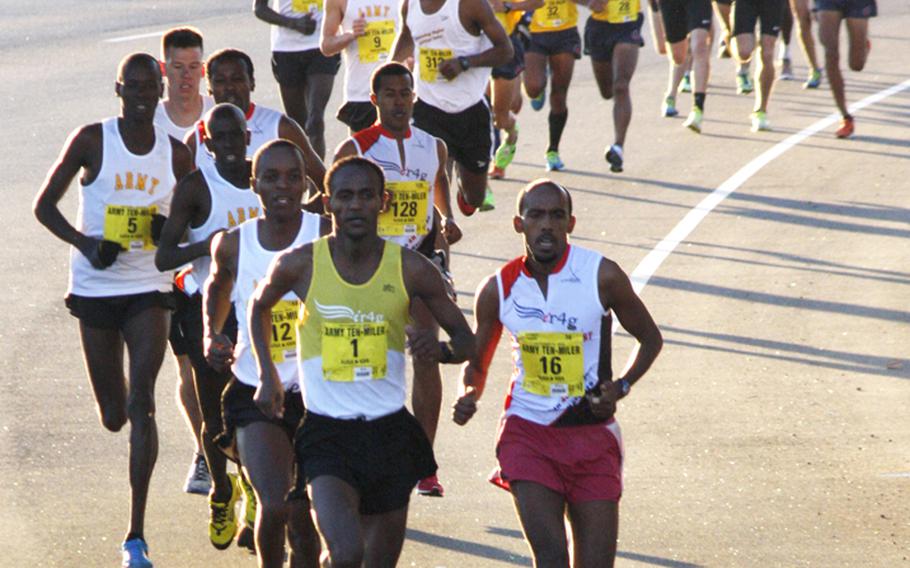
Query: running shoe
209,473,241,550
736,72,754,95
835,116,854,139
605,144,624,173
803,68,822,89
779,58,795,80
491,131,518,179
750,110,772,132
683,108,703,134
530,89,546,111
662,96,679,118
417,475,445,497
679,71,692,93
480,185,496,212
545,151,565,172
121,538,153,568
236,474,257,553
456,191,476,217
183,453,211,496
717,39,731,59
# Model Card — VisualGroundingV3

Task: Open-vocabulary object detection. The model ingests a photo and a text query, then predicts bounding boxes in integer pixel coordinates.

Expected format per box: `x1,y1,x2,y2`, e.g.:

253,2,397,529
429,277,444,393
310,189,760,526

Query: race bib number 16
518,331,585,397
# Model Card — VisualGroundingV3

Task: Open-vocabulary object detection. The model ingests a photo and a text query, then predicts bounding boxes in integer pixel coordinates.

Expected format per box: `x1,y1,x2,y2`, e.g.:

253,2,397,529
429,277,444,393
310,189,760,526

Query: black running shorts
66,290,174,330
492,34,527,80
733,0,786,36
271,49,341,85
659,0,713,43
217,378,305,458
336,100,377,133
813,0,876,17
528,27,583,58
584,14,645,62
413,98,493,174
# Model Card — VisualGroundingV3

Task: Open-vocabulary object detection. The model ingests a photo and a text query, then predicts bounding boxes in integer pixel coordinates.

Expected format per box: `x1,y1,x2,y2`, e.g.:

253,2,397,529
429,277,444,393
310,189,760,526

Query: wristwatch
458,56,471,71
618,378,631,397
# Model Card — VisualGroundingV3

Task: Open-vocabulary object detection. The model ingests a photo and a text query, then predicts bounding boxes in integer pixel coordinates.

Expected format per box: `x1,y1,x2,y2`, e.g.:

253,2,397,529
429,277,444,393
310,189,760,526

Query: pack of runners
33,0,875,563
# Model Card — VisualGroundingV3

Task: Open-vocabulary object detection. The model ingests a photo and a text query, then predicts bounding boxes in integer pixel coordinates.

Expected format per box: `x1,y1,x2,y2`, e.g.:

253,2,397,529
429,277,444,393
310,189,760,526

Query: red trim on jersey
499,257,525,301
245,103,256,120
196,119,207,143
353,124,384,154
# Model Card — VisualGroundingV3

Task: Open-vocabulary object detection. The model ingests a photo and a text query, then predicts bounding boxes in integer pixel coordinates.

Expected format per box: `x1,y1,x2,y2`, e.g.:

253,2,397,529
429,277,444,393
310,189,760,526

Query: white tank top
194,104,284,169
406,0,492,113
270,0,323,52
349,124,438,250
186,160,263,288
154,95,215,142
341,0,400,103
232,213,323,387
497,245,610,426
68,118,176,297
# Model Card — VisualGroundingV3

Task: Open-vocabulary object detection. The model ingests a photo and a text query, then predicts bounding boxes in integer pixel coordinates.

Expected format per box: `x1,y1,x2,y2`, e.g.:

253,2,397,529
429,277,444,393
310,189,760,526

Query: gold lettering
227,210,237,227
149,177,160,196
115,173,124,190
125,172,134,189
136,173,147,191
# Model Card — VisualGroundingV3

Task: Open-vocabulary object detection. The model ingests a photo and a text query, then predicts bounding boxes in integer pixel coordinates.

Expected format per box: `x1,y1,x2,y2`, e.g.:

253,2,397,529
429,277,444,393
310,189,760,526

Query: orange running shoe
836,116,855,139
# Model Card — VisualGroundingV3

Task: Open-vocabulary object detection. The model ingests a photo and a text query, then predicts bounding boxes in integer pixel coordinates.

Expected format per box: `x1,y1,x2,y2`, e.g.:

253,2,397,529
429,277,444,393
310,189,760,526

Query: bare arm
254,0,313,31
431,139,461,244
391,0,415,63
155,172,214,271
170,137,194,182
333,139,359,163
203,229,240,371
320,0,366,56
279,116,327,195
453,275,503,424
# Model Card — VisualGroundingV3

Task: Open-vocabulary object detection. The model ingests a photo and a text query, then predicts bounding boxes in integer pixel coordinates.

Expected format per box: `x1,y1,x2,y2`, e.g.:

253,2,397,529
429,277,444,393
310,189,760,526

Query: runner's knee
100,407,128,432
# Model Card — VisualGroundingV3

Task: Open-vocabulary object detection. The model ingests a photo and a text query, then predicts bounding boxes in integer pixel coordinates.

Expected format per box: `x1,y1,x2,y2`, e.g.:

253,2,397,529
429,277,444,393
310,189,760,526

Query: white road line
103,31,165,43
613,77,910,340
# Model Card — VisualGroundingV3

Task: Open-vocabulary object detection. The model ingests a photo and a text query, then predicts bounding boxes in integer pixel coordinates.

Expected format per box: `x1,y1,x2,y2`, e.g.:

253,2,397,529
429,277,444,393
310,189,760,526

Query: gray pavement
1,1,908,566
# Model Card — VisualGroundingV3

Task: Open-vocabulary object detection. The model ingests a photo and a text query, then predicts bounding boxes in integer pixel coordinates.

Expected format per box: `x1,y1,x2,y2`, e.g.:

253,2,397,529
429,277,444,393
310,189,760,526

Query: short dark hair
117,52,161,83
206,48,255,83
370,62,413,96
516,179,573,216
161,27,203,58
325,156,385,195
252,139,305,177
203,103,246,137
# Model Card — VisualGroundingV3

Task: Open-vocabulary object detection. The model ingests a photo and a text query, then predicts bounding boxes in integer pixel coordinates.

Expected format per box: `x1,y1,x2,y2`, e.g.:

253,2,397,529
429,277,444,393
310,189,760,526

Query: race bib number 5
322,321,388,381
103,204,157,251
518,331,584,397
378,181,429,237
357,20,395,63
270,300,300,363
419,47,453,83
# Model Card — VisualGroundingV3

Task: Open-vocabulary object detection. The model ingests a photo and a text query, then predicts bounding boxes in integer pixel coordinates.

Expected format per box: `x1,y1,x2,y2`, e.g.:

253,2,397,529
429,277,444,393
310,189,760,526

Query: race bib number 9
377,181,429,237
322,321,388,381
291,0,322,13
103,204,157,251
358,20,395,63
518,331,584,397
419,47,453,83
605,0,638,22
270,300,300,363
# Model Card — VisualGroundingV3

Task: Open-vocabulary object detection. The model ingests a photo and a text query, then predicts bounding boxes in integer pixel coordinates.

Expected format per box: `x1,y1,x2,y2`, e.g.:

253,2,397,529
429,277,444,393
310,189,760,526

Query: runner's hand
587,382,617,419
351,17,367,36
453,386,478,425
78,236,121,269
438,58,461,81
441,217,462,245
204,333,235,372
254,379,285,420
405,324,441,362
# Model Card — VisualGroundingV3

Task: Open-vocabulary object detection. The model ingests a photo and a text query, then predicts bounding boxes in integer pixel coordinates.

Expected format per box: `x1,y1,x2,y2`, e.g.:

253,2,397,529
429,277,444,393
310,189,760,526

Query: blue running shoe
122,538,153,568
545,151,565,171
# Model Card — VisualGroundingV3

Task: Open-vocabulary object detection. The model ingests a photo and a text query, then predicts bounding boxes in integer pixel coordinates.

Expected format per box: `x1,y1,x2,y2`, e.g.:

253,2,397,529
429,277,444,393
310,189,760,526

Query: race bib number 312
518,331,584,397
419,47,453,83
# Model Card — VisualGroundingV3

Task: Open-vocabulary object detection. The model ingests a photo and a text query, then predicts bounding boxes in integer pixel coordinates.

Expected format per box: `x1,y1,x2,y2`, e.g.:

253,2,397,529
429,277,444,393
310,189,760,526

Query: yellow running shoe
236,474,257,553
209,473,240,550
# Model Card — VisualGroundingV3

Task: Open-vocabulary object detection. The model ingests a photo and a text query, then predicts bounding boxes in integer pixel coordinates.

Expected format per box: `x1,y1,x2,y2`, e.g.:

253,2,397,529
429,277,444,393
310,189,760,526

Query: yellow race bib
103,204,157,251
291,0,323,13
541,0,571,28
419,47,453,83
519,332,585,397
377,181,429,237
357,20,395,63
270,300,300,363
602,0,639,23
322,321,388,381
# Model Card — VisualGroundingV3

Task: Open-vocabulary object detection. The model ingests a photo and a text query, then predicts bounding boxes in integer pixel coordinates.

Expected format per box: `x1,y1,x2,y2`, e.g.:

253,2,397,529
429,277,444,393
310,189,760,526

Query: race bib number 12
270,300,300,363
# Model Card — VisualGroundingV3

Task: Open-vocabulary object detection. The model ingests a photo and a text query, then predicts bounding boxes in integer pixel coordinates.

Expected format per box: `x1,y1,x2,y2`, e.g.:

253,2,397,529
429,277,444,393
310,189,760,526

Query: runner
187,48,327,198
255,0,341,159
584,0,644,172
488,0,540,180
788,0,823,88
33,53,193,568
648,0,692,118
204,139,328,568
815,0,875,138
155,103,264,551
660,0,713,132
247,155,474,566
713,0,755,94
522,0,582,171
452,180,663,568
334,62,461,496
731,0,786,131
320,0,400,133
392,0,513,215
153,25,215,497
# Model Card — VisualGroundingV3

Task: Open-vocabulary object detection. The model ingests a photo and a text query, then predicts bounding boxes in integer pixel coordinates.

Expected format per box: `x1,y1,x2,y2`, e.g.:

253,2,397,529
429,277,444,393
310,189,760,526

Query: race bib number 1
518,331,585,397
291,0,322,13
103,204,157,251
419,47,453,83
270,300,300,363
357,20,395,63
322,321,388,381
377,181,429,237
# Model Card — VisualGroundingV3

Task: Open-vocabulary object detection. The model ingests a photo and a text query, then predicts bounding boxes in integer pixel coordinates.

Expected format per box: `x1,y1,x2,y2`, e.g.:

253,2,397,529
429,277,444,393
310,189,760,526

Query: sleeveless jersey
193,104,283,169
495,10,523,36
69,118,176,297
341,0,400,103
349,124,439,250
530,0,578,32
296,238,410,419
591,0,641,23
232,212,323,387
154,95,215,142
270,0,323,52
406,0,493,113
496,245,612,426
186,159,263,288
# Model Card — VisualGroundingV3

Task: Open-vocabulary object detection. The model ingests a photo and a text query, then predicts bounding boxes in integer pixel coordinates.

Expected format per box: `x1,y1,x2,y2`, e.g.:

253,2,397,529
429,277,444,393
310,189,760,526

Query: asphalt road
1,1,908,566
